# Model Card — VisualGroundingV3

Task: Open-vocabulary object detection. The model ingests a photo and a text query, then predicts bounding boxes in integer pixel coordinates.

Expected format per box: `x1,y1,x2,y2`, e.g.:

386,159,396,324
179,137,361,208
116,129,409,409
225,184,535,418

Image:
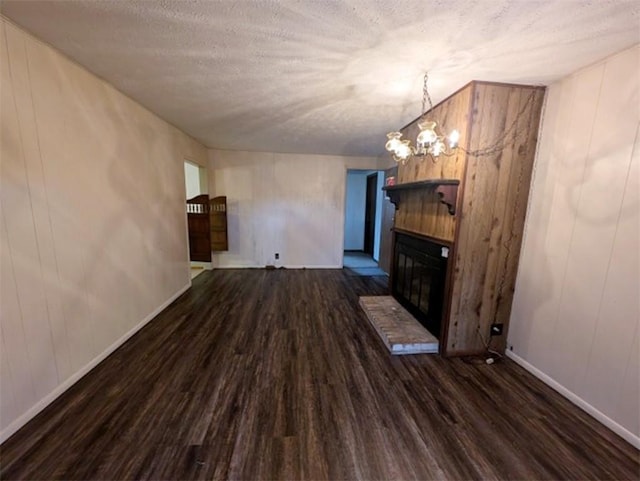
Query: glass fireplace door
392,233,448,338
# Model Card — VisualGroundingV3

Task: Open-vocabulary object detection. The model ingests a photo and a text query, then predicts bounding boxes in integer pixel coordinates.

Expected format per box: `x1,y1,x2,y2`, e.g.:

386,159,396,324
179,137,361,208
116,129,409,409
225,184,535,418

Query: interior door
364,173,378,256
210,196,228,251
378,166,397,274
187,194,211,262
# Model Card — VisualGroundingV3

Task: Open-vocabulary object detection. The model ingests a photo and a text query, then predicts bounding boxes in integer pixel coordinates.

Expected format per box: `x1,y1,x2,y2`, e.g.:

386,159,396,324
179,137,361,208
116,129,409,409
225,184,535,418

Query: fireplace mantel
382,179,460,215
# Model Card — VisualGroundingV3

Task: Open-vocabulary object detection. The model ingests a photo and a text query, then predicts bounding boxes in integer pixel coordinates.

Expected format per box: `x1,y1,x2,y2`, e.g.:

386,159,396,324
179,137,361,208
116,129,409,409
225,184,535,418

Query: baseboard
215,265,343,269
0,282,192,444
190,261,212,270
506,350,640,449
283,265,342,269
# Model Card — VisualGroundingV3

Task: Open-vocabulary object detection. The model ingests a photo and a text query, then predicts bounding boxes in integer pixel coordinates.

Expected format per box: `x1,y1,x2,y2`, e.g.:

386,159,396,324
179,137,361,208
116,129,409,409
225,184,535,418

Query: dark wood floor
1,269,638,480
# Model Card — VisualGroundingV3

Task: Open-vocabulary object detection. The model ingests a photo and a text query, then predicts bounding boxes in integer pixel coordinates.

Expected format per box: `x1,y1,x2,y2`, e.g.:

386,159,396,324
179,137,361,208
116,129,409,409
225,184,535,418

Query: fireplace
392,232,449,338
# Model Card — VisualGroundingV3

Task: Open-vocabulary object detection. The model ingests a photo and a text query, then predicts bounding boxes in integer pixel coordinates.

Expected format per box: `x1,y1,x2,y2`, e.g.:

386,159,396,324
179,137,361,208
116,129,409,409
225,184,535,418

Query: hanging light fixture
385,73,460,164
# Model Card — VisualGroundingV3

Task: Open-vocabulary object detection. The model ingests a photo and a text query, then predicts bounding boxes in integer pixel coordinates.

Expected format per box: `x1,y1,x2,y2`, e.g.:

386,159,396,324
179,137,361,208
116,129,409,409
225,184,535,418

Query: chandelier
385,73,460,164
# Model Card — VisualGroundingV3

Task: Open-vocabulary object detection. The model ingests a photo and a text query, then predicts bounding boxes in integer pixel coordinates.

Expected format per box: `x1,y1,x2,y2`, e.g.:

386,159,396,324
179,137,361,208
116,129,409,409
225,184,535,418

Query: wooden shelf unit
383,179,460,215
388,80,546,356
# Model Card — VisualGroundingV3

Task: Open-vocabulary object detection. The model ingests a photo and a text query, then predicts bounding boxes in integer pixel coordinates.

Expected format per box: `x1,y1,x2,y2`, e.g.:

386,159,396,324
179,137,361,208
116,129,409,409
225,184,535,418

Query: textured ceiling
2,1,639,157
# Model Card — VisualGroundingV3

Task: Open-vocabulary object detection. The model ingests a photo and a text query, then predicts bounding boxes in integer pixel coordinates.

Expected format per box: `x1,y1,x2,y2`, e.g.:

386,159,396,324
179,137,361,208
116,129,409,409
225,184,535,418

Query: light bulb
395,140,412,160
385,132,403,153
448,129,460,148
431,139,445,157
417,120,438,145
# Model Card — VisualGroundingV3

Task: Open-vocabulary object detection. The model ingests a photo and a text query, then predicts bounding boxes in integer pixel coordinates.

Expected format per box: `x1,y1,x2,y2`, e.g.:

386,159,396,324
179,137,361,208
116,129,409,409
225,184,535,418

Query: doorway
343,169,386,276
184,161,210,279
363,173,377,256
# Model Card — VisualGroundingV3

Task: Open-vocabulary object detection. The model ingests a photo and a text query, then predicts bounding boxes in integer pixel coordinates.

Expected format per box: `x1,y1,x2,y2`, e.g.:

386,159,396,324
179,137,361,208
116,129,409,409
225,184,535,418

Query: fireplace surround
384,81,545,355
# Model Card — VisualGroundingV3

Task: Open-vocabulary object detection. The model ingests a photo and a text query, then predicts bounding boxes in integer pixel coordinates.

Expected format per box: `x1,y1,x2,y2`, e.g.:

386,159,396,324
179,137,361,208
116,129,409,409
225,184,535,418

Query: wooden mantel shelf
382,179,460,215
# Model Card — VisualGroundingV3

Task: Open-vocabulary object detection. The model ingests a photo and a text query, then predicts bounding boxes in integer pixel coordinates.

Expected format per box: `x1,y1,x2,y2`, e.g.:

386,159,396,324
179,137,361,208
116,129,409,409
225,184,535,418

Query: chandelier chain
463,89,538,157
421,73,434,118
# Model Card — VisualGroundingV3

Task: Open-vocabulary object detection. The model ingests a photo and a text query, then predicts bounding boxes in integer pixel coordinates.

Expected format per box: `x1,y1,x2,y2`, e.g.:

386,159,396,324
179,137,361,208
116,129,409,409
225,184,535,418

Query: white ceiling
2,1,638,157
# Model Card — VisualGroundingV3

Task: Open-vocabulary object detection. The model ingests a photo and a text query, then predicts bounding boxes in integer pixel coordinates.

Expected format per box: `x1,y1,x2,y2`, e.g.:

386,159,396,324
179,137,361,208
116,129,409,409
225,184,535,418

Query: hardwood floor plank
1,269,638,480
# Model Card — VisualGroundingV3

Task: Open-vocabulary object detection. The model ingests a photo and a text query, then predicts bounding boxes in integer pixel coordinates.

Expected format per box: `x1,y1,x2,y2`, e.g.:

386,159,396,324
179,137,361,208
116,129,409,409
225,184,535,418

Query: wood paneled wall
447,84,545,354
509,45,639,442
394,81,545,355
395,84,472,243
0,18,208,441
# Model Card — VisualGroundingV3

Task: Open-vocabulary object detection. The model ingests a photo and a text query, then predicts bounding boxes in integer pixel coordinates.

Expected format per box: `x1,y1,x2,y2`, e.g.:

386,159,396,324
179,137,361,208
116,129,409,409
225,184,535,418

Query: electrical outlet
490,323,504,336
275,253,279,260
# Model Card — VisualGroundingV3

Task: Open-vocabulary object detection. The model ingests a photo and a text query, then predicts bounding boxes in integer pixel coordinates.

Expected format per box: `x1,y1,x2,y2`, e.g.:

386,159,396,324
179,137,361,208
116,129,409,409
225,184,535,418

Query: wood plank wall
394,84,472,243
447,84,545,355
393,81,545,355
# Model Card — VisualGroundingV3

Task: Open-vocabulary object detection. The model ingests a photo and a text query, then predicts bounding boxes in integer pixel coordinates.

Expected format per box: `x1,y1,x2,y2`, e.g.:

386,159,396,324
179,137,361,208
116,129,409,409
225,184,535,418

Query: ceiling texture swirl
2,0,638,157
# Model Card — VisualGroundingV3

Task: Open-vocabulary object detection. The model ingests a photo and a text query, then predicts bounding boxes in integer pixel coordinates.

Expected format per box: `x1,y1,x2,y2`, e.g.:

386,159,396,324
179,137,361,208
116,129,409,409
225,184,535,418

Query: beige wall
208,149,381,268
0,19,207,441
508,45,639,447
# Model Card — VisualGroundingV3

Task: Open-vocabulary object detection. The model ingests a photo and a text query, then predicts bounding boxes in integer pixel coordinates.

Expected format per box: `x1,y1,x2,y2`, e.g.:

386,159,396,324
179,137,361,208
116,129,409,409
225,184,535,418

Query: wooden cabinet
389,81,545,356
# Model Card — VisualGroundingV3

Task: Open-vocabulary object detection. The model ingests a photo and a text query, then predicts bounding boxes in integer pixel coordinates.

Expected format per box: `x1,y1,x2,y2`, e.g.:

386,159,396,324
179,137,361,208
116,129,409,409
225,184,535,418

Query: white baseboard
283,265,342,269
214,264,343,269
0,282,191,444
506,350,640,449
214,264,264,269
190,261,212,270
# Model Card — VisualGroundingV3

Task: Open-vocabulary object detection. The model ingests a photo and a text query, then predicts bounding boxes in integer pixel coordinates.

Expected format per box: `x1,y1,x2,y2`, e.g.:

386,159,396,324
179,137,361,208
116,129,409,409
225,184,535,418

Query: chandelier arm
386,78,541,165
439,149,458,157
386,72,465,164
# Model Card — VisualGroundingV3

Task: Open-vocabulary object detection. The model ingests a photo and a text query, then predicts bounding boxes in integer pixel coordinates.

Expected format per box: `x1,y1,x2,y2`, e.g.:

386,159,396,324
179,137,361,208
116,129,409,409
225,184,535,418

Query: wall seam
547,66,604,377
581,118,638,386
21,33,64,385
0,209,37,401
24,35,74,381
3,25,48,396
0,326,18,419
608,123,640,415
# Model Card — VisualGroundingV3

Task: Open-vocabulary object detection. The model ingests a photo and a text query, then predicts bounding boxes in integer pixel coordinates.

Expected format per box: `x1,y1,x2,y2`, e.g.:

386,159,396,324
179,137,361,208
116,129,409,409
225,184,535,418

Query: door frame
363,172,378,256
341,168,385,267
183,159,212,277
